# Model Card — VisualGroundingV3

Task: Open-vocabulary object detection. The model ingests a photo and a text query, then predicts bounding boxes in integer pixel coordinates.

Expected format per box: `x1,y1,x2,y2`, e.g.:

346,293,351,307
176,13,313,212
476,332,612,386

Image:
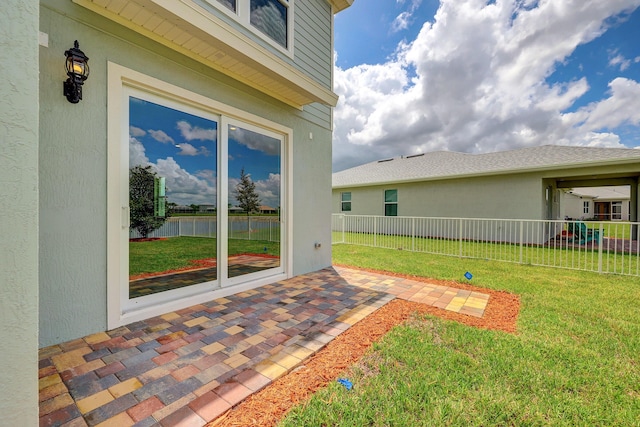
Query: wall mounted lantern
63,40,90,104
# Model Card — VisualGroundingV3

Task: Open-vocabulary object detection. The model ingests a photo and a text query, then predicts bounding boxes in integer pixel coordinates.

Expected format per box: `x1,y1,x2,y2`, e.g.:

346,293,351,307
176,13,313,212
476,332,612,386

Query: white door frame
107,62,292,329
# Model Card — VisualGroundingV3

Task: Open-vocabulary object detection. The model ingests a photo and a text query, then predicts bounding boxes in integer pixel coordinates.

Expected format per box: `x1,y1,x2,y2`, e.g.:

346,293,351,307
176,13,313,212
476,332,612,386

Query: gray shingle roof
333,145,640,188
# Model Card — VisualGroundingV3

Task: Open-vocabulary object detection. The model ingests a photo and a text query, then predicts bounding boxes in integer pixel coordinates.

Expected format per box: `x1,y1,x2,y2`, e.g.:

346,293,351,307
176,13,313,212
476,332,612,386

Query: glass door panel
128,97,218,298
227,123,281,279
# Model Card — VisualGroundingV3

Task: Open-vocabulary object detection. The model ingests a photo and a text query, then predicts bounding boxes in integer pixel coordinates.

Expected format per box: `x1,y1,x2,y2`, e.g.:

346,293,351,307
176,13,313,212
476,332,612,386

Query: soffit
329,0,354,13
73,0,339,108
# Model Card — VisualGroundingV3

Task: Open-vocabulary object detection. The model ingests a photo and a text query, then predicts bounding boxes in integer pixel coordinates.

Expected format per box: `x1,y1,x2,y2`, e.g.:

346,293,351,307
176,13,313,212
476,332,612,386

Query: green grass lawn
129,236,279,276
332,230,640,276
280,244,640,426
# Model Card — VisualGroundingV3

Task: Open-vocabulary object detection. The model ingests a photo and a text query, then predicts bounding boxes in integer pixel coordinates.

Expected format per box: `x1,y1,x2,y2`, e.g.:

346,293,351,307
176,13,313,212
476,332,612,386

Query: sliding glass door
122,89,285,313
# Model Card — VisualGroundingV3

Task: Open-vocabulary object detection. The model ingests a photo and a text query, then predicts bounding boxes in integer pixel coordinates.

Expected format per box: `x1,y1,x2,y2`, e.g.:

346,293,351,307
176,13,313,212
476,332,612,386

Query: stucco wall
334,174,544,220
561,193,593,220
39,1,332,346
0,0,40,424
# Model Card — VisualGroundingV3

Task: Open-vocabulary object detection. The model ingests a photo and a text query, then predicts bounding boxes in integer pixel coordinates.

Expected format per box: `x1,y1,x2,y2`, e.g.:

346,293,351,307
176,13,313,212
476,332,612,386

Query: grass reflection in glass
129,236,279,298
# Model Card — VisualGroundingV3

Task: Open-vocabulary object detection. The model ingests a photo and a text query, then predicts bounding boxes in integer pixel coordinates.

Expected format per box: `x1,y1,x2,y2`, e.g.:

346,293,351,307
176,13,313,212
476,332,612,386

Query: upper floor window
384,189,397,217
341,192,351,212
209,0,291,52
583,201,589,214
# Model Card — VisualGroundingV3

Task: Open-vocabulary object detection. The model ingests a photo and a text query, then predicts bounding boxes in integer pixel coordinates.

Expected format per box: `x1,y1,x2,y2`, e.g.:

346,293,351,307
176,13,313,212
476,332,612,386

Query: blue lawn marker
464,272,473,280
337,378,353,390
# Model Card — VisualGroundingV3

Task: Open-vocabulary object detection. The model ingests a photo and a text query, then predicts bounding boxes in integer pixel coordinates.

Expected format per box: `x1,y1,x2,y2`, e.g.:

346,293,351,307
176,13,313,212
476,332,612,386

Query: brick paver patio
39,266,489,427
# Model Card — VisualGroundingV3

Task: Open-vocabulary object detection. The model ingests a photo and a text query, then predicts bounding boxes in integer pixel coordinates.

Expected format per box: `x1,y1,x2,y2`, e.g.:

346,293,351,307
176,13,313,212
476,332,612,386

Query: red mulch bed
207,266,520,427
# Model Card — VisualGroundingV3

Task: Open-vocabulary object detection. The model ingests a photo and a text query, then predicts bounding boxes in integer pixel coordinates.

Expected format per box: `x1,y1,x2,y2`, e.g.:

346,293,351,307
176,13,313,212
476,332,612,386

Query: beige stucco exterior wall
561,193,593,220
0,0,40,424
334,173,545,220
39,1,333,346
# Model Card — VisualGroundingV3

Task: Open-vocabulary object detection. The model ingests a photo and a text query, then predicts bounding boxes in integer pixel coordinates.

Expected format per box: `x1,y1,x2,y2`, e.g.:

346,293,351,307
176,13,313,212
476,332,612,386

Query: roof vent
406,153,424,159
377,158,394,163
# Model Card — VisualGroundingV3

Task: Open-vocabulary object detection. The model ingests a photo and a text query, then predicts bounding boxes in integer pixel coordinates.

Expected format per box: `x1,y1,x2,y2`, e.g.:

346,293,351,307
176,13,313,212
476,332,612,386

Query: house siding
201,0,334,129
334,174,545,220
295,0,334,129
0,0,40,424
39,0,333,346
295,0,333,88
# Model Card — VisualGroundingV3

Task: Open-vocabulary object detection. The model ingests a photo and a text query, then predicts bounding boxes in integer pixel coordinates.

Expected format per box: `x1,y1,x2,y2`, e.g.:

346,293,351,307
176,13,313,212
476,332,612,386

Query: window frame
340,191,351,212
384,189,398,217
202,0,294,56
583,201,589,214
611,201,622,220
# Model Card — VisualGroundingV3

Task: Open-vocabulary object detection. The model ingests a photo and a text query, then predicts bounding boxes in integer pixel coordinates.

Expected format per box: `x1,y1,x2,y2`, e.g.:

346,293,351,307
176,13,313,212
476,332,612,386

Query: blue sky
333,0,640,171
129,98,281,208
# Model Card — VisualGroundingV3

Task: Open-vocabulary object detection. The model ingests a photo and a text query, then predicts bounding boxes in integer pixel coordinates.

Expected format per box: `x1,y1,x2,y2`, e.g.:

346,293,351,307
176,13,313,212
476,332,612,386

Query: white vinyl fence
332,214,640,276
130,216,280,242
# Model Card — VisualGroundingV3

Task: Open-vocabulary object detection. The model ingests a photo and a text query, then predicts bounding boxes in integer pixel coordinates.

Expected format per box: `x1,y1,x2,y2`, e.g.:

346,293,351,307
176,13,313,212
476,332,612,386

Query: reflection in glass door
227,123,281,279
128,97,218,299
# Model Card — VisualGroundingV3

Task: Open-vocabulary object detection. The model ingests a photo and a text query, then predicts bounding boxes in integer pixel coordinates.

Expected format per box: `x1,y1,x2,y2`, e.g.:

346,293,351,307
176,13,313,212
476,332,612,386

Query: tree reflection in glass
128,97,218,298
227,124,281,279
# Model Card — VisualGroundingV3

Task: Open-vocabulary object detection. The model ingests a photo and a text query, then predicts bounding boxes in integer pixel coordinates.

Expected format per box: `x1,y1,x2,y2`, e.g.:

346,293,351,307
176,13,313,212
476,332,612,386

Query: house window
612,201,622,220
384,189,398,216
250,0,288,48
216,0,236,11
206,0,292,52
341,192,351,212
583,201,589,214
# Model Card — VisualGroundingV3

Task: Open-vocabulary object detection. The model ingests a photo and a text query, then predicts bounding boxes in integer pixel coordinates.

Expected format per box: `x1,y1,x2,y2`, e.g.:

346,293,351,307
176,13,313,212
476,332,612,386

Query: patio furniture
568,221,600,245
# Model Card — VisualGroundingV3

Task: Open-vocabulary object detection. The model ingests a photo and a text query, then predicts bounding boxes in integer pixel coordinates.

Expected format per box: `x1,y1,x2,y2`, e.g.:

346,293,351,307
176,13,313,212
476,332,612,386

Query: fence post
412,217,415,252
597,222,604,274
374,216,378,247
459,218,463,258
519,220,524,264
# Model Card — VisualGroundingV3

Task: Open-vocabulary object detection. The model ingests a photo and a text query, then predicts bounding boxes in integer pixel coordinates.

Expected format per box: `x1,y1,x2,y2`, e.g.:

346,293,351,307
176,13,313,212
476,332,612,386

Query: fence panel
332,214,640,277
130,216,280,242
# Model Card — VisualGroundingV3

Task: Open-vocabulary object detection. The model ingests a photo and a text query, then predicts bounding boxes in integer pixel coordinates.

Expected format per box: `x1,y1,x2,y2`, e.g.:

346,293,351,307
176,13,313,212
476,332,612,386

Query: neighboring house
561,186,631,221
333,145,640,222
1,0,351,421
259,205,278,214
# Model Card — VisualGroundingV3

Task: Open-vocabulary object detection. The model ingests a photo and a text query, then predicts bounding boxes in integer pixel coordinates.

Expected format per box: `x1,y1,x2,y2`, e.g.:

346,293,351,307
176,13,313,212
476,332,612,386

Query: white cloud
176,120,217,142
230,127,281,155
567,78,640,130
154,157,216,206
129,126,146,137
148,129,175,144
176,143,212,157
254,173,281,209
127,138,215,206
333,0,640,171
609,51,632,71
392,0,423,32
129,137,149,167
228,173,281,209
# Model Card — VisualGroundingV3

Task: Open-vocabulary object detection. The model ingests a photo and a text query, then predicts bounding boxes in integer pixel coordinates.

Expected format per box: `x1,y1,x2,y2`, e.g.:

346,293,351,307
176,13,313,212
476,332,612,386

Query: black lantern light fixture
63,40,90,104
